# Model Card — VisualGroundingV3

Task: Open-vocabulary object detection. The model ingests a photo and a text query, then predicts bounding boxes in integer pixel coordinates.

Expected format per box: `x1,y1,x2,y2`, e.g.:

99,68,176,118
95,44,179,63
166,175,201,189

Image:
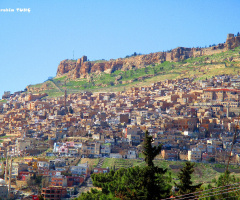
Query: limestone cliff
56,35,240,79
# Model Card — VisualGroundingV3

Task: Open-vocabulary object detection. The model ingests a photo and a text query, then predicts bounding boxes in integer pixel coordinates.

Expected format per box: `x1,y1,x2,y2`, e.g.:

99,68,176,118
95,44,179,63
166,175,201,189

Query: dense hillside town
1,74,240,198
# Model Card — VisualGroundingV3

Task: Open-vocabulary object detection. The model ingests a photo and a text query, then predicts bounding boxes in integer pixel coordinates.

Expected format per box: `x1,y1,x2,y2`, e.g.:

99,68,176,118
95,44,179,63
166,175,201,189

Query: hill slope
27,35,240,97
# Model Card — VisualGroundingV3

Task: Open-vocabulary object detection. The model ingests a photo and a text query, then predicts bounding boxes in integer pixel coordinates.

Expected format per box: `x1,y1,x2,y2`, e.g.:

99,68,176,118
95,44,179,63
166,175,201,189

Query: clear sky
0,0,240,97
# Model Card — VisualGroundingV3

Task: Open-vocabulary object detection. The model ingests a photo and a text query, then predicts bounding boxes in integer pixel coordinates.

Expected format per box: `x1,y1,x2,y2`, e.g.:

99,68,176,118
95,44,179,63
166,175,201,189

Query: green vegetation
0,135,14,139
174,161,202,196
200,170,240,199
79,158,99,168
100,159,240,187
54,75,67,81
77,159,240,199
77,132,240,199
29,46,240,97
125,52,142,58
143,130,162,167
77,131,172,200
42,90,64,98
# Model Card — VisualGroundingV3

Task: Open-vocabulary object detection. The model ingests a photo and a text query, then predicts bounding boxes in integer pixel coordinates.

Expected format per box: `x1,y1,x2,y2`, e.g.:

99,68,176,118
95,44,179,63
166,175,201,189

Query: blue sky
0,0,240,97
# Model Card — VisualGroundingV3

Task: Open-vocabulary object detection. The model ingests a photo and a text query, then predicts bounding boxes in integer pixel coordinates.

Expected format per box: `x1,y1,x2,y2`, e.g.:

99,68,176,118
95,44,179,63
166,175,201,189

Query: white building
188,148,201,162
70,162,89,175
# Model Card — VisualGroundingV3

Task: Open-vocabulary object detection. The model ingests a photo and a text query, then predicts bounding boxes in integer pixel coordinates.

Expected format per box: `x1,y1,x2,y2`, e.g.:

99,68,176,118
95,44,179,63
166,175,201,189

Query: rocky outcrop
226,35,240,50
56,35,240,78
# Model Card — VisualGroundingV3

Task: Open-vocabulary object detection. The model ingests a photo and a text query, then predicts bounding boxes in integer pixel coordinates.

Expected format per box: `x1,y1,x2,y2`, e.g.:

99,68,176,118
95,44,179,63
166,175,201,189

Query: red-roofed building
203,88,240,106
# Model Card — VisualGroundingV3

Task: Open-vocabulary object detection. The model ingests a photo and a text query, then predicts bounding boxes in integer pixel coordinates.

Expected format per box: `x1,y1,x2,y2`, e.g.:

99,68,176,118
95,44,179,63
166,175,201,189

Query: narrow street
77,176,93,195
76,157,104,197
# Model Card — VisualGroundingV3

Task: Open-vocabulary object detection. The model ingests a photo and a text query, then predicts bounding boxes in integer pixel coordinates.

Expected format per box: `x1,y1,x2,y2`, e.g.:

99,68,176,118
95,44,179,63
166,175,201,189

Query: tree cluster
76,131,202,200
200,170,240,200
125,52,142,58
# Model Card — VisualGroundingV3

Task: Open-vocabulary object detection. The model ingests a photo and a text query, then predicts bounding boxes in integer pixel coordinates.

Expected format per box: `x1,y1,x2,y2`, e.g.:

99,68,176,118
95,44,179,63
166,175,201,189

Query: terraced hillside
27,46,240,97
100,158,240,186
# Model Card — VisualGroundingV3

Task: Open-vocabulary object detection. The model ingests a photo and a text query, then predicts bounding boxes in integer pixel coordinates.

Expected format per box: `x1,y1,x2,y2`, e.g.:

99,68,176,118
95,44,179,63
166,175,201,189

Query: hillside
85,157,240,186
27,34,240,97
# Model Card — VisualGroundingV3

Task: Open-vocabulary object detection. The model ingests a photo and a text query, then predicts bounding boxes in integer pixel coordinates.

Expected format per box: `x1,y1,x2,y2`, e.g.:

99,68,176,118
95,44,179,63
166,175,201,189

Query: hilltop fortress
56,34,240,79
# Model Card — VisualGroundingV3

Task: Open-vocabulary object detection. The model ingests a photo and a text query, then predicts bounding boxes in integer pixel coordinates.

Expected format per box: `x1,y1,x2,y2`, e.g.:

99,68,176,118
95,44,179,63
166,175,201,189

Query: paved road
76,158,106,197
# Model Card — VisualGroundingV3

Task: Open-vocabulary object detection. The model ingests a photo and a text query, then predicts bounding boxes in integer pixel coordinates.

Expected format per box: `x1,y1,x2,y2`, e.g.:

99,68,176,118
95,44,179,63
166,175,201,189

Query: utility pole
73,50,74,60
7,157,12,199
64,89,67,114
4,148,8,183
8,158,12,193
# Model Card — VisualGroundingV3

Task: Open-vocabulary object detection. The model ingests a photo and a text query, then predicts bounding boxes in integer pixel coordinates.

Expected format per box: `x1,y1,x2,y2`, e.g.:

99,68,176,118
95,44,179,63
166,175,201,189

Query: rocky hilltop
57,34,240,79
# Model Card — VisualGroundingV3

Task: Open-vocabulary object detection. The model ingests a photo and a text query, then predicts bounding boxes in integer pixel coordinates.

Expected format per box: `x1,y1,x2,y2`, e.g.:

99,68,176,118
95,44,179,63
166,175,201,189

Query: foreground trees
174,161,202,198
200,170,240,200
76,131,171,200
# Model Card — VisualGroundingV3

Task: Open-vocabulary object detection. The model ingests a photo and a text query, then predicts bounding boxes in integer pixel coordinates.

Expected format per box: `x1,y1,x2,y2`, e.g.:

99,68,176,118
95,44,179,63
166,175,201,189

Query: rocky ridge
57,35,240,79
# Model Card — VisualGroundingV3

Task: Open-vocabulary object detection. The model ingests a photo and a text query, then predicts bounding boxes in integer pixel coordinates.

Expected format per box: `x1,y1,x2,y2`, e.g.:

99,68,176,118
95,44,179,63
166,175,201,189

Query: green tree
215,170,239,200
200,171,240,200
175,161,202,197
143,130,162,167
76,130,171,200
78,188,115,200
130,70,134,76
216,170,238,187
153,69,157,76
201,184,215,200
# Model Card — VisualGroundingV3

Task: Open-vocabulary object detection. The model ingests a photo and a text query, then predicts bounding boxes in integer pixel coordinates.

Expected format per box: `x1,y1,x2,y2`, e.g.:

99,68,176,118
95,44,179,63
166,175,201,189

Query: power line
164,115,240,200
198,187,240,200
163,182,240,200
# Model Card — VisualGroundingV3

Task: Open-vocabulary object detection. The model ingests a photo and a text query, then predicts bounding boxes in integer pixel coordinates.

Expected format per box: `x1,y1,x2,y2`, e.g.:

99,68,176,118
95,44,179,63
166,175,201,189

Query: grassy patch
29,46,240,97
54,76,67,81
0,135,14,139
100,158,240,186
80,158,99,169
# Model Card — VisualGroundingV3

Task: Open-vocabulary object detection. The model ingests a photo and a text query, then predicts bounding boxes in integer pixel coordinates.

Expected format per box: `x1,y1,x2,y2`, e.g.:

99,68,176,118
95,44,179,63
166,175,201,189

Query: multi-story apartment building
41,187,67,200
